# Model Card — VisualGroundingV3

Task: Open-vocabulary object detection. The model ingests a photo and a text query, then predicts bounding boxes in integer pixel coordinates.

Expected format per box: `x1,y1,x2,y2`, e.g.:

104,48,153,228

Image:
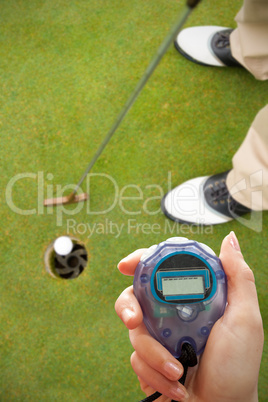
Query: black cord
176,343,197,386
139,343,197,402
139,392,162,402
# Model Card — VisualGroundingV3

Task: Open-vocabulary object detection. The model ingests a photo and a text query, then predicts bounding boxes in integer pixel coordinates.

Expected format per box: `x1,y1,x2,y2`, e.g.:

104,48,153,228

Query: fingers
117,249,147,276
129,323,188,401
130,323,183,381
116,249,147,328
115,286,143,329
131,350,188,401
138,378,171,402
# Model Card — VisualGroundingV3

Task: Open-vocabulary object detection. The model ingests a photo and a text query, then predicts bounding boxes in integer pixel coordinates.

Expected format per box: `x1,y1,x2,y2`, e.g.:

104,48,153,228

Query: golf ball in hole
54,236,73,256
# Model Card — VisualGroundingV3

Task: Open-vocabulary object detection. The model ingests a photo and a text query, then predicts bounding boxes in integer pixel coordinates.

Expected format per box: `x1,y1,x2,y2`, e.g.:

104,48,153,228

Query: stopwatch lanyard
139,343,197,402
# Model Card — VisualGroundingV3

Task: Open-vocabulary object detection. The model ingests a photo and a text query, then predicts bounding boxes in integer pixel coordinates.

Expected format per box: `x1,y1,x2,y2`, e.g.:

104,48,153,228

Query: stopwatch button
216,270,225,280
166,237,189,243
140,273,150,284
177,305,194,318
162,328,172,338
140,245,158,261
200,326,210,336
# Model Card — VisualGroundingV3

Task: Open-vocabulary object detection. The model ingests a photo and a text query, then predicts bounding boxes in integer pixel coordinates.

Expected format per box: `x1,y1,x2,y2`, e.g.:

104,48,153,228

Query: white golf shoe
161,171,251,225
174,26,241,67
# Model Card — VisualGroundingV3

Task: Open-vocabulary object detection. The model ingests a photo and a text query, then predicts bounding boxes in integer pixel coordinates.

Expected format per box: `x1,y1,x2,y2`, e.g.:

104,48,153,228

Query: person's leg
175,0,268,75
227,104,268,210
230,0,268,80
162,105,268,225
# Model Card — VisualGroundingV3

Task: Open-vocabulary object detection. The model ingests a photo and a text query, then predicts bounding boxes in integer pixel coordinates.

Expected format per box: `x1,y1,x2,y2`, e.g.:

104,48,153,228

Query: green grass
0,0,267,401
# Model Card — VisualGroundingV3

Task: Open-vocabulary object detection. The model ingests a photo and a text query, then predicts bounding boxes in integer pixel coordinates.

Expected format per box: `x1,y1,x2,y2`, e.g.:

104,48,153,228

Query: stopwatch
133,237,227,358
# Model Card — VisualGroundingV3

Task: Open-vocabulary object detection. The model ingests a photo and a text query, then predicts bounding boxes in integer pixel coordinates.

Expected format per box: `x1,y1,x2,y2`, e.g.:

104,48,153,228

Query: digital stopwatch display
159,271,205,298
152,253,213,304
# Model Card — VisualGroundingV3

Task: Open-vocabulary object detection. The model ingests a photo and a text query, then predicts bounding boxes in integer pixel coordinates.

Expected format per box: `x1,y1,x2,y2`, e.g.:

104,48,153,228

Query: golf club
44,0,201,207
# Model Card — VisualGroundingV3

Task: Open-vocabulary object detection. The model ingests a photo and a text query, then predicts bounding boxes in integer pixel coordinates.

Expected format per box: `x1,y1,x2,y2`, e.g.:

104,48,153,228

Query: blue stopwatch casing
133,237,227,358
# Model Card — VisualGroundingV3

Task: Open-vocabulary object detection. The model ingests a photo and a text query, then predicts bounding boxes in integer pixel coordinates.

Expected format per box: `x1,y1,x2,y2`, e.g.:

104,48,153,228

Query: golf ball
54,236,73,256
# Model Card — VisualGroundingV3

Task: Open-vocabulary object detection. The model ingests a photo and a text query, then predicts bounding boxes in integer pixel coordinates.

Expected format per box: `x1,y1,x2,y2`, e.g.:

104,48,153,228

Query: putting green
1,0,267,401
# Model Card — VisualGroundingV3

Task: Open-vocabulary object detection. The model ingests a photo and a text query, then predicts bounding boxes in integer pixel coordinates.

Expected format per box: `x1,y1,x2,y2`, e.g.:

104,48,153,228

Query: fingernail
122,308,135,323
229,231,241,252
164,362,183,380
171,386,189,401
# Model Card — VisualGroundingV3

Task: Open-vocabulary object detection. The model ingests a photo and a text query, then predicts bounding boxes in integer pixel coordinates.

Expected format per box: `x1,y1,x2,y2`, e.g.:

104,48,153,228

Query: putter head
43,192,89,206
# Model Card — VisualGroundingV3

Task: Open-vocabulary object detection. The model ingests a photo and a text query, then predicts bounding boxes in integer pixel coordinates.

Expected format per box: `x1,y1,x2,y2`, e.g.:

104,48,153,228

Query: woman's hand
115,233,264,402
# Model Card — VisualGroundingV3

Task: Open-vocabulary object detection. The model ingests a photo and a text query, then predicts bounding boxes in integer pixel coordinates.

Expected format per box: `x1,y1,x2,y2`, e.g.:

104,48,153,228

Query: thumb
219,231,260,316
118,249,147,276
219,232,264,371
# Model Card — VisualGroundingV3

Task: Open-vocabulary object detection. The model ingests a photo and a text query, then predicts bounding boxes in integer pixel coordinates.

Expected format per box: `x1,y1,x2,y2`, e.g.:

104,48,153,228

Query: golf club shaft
73,3,197,195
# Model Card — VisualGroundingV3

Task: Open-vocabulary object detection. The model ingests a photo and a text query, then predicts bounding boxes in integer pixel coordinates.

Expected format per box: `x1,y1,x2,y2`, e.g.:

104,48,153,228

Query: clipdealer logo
5,170,263,232
65,218,213,238
5,172,173,226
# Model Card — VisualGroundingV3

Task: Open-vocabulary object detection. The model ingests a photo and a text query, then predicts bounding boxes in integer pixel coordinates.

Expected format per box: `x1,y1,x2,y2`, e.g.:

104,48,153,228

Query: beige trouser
225,1,268,210
230,0,268,80
226,105,268,210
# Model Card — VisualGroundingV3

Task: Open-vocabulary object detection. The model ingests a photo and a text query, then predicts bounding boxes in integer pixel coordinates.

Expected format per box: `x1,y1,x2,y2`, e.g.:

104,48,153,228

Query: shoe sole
161,192,207,226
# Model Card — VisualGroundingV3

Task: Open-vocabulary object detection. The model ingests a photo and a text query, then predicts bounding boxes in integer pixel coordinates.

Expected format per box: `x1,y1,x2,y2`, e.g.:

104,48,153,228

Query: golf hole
44,237,88,280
